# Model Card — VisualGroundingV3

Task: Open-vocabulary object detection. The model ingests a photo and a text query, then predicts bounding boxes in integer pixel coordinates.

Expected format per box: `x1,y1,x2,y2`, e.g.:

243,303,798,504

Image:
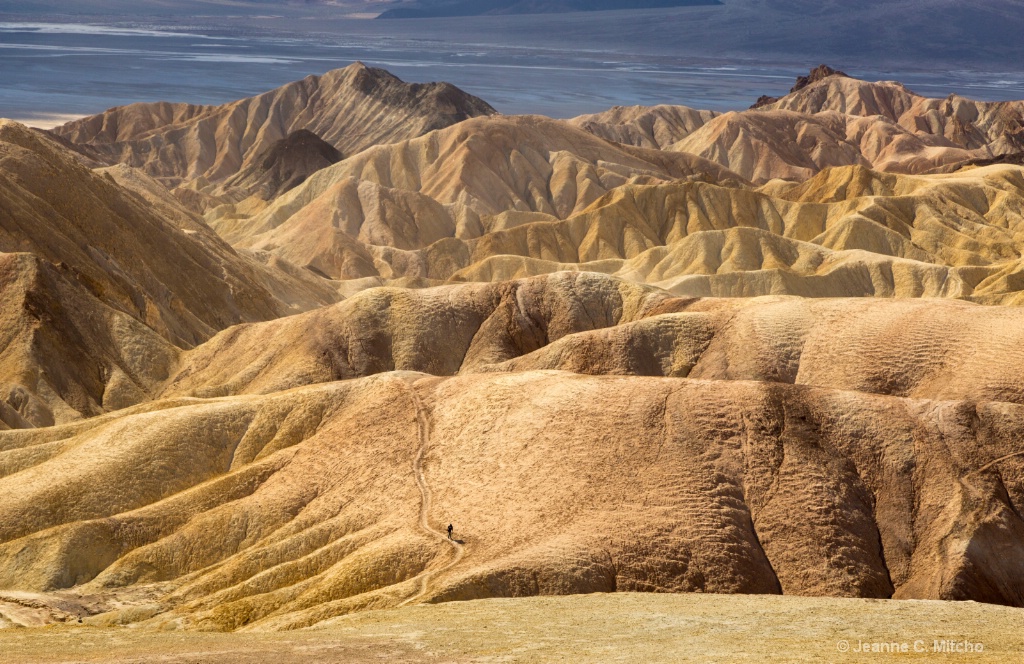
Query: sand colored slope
670,109,844,182
179,70,1024,300
153,273,1024,407
474,165,1024,301
763,77,920,124
234,114,746,222
96,162,344,314
670,108,981,184
229,162,1024,303
44,65,1024,302
95,154,349,312
8,65,1024,638
569,104,719,149
616,237,991,301
1,121,344,333
2,370,1024,631
159,273,676,399
0,121,345,427
220,129,343,203
479,292,1024,405
0,120,293,346
214,176,465,280
763,75,1024,153
0,253,178,429
657,72,1024,184
672,110,865,183
50,64,496,188
210,114,747,279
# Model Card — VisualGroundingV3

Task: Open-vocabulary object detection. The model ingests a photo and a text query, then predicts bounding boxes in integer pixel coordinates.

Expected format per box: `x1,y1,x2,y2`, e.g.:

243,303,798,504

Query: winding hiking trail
399,378,465,607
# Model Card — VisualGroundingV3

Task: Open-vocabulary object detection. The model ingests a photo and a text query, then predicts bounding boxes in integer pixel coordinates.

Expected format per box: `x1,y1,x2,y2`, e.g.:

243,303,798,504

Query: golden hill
158,273,677,399
49,64,496,190
155,273,1024,407
211,145,1024,303
2,273,1024,628
0,252,177,429
2,366,1024,629
568,104,719,149
0,120,341,427
239,114,746,220
1,120,270,345
43,65,1024,303
764,75,1024,156
221,129,344,203
209,114,747,279
666,73,1024,184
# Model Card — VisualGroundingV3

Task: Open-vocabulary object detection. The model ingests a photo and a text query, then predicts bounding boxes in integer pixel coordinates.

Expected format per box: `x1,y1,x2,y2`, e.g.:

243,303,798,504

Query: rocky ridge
50,63,496,199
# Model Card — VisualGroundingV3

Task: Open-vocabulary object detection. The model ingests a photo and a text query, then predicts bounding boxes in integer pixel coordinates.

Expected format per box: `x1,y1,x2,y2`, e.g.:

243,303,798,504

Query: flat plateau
1,593,1021,663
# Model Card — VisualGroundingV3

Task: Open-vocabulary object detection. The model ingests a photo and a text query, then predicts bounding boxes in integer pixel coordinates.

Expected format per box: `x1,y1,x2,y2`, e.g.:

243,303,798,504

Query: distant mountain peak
791,64,850,94
751,64,850,109
51,63,497,197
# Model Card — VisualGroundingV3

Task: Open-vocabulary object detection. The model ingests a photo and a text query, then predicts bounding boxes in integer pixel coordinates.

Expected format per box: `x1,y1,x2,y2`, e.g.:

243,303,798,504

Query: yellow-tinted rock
3,369,1024,630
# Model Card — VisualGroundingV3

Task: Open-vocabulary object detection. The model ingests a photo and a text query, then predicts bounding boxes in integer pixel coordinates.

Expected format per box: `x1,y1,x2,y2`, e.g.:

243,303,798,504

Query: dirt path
968,450,1024,476
399,378,464,607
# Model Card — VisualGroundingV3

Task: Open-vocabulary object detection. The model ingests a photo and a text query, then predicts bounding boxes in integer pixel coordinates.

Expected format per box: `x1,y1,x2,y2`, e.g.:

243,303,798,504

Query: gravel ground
1,593,1022,663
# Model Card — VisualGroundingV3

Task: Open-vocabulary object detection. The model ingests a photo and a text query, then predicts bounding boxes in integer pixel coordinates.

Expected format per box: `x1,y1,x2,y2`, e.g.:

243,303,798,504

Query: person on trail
447,523,454,540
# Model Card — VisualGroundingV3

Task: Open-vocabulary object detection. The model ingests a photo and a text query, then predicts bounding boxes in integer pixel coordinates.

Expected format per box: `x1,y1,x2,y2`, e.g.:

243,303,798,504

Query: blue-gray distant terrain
4,0,1022,69
2,0,1024,121
376,1,720,19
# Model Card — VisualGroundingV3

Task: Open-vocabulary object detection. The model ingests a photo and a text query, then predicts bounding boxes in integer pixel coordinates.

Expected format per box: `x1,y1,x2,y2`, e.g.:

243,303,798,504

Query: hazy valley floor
0,594,1019,663
4,15,1024,122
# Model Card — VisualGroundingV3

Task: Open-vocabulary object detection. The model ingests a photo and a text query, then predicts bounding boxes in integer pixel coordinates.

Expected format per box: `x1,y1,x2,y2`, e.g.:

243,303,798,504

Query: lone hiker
447,523,454,540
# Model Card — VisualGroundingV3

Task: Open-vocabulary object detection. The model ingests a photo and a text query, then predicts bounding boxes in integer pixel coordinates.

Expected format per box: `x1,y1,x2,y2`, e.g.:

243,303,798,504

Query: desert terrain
1,57,1024,660
1,594,1022,663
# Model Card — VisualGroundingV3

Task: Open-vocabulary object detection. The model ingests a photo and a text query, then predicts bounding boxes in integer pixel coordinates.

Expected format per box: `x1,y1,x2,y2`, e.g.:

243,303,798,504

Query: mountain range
1,62,1024,631
376,0,721,19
